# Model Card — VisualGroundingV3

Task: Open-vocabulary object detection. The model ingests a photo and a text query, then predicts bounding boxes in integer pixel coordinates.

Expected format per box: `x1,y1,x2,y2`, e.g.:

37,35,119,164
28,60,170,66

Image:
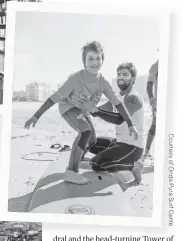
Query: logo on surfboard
65,205,95,215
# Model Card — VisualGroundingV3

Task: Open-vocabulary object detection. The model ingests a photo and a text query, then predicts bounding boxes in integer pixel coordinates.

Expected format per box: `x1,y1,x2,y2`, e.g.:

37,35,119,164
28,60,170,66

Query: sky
13,11,160,91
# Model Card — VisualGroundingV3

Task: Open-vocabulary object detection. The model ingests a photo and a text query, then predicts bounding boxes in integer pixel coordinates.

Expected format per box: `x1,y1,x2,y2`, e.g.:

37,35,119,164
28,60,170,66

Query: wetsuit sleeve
34,98,55,119
94,95,143,124
93,100,124,124
93,109,124,125
50,74,77,103
97,101,113,112
33,74,78,119
124,94,143,116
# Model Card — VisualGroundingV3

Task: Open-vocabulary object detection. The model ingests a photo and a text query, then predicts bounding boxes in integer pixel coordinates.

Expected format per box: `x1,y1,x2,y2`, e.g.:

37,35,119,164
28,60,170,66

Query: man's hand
90,107,99,117
24,116,38,129
149,96,156,110
69,93,97,112
68,93,87,109
128,125,138,140
83,100,96,112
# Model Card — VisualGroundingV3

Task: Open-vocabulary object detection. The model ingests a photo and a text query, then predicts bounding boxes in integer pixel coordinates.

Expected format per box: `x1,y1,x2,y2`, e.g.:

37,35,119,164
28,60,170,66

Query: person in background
143,60,158,158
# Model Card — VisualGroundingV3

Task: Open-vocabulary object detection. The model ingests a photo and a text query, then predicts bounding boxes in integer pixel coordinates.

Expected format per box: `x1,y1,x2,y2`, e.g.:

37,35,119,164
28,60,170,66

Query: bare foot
125,179,144,187
112,173,129,192
117,180,129,192
131,161,144,184
63,169,91,185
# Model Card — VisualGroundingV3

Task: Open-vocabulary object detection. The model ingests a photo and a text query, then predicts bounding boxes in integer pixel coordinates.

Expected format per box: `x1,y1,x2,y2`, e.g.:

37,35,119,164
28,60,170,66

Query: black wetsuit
89,109,143,172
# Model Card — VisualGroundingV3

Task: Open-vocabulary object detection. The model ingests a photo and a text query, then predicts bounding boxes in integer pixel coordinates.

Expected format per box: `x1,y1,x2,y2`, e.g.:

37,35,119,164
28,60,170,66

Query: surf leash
22,144,71,161
22,152,62,161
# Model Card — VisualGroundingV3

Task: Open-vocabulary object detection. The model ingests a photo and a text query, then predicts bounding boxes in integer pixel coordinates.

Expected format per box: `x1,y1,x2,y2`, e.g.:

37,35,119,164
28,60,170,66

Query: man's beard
118,83,131,91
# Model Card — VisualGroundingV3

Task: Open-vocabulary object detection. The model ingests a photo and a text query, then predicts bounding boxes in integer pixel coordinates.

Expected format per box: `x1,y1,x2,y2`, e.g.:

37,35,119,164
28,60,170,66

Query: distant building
0,0,42,104
13,90,26,101
26,82,54,102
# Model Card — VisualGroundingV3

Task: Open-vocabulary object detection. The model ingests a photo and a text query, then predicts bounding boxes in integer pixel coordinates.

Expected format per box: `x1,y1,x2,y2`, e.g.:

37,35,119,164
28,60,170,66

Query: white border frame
0,1,170,227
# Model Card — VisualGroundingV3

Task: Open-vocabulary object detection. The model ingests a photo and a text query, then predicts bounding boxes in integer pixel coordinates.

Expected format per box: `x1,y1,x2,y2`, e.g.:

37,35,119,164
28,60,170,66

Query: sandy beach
7,101,154,215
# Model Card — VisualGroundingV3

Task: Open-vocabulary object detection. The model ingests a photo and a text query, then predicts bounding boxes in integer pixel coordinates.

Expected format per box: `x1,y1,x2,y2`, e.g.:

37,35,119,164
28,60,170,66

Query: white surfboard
28,151,154,217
